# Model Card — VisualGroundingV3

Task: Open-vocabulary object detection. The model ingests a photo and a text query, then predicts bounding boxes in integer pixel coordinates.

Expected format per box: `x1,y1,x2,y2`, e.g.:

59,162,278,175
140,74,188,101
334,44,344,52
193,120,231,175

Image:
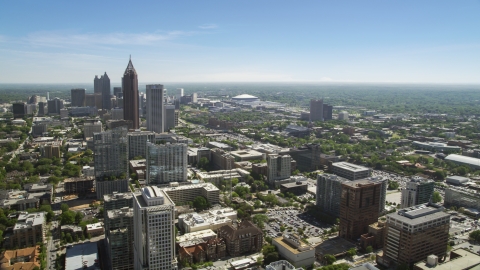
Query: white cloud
198,24,218,29
319,77,333,82
25,30,193,47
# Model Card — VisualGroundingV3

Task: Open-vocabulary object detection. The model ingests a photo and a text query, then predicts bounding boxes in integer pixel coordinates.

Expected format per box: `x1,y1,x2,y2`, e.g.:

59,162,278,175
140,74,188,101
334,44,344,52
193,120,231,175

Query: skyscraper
101,72,111,110
71,88,86,107
310,99,323,122
133,186,177,270
146,84,165,133
122,58,139,129
146,142,187,185
94,127,129,199
266,154,292,186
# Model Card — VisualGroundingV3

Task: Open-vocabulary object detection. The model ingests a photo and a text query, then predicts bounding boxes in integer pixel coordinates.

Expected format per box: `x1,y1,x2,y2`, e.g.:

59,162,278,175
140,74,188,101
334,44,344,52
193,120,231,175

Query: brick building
217,220,263,257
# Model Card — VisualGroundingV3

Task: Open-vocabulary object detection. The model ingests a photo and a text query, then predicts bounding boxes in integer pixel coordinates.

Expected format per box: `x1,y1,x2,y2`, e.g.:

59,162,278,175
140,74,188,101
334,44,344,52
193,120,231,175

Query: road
46,220,59,270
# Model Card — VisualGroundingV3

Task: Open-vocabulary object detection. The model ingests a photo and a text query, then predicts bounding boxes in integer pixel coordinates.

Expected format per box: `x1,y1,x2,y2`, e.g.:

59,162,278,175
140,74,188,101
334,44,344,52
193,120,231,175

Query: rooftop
445,154,480,167
65,242,99,270
232,94,258,99
414,249,480,270
332,162,370,172
14,212,45,230
176,229,217,243
273,235,313,254
388,203,450,225
161,182,219,192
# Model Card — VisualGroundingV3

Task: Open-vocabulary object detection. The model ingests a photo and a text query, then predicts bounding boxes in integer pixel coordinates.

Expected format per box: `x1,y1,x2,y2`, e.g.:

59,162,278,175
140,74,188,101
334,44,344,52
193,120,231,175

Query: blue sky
1,1,479,83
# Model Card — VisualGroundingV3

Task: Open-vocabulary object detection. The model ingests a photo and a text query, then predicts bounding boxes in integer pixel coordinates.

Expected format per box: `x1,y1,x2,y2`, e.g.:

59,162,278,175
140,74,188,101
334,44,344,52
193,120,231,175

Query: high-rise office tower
71,88,86,107
381,203,450,267
94,73,111,110
266,154,292,186
146,142,187,185
38,102,45,116
146,84,165,133
122,58,139,129
113,87,123,98
316,174,350,217
133,186,177,270
339,179,382,241
323,104,333,121
164,104,176,131
106,207,134,270
101,72,111,110
310,99,323,122
12,103,27,118
94,127,129,199
47,98,64,114
401,176,435,208
176,88,184,99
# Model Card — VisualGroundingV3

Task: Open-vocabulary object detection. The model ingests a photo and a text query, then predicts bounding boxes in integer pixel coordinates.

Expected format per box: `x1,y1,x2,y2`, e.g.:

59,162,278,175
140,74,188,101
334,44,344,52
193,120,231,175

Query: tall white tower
146,84,165,134
133,186,177,269
176,88,184,99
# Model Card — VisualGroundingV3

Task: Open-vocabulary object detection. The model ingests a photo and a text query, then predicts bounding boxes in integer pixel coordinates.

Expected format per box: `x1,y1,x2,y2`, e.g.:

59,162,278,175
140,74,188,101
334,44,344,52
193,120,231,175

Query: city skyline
1,1,480,84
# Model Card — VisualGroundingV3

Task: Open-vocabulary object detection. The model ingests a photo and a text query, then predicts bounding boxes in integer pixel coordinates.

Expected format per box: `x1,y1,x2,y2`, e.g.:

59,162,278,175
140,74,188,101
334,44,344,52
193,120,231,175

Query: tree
75,212,84,224
469,230,480,243
252,214,269,229
324,254,336,265
432,191,442,203
192,196,209,211
365,246,373,253
388,180,399,190
197,157,210,170
60,203,69,213
346,248,356,257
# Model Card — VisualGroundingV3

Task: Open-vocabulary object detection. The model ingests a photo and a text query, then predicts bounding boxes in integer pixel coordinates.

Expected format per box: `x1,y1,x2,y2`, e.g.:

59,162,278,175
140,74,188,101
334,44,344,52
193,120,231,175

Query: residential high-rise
309,99,323,122
380,203,450,267
113,87,123,98
146,84,165,133
70,88,86,107
401,176,435,208
127,130,156,160
106,207,134,270
339,179,382,241
84,121,102,139
316,174,350,217
266,154,291,186
146,142,187,185
122,58,139,129
94,127,129,199
133,186,177,270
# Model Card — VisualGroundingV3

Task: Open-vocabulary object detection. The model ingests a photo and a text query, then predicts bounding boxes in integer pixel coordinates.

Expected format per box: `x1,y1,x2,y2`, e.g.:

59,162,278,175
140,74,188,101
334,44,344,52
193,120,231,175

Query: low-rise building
65,242,99,270
196,168,250,186
178,208,237,233
413,248,480,270
280,181,308,195
86,222,104,237
272,234,315,268
0,246,41,270
64,177,95,194
217,220,263,257
266,260,301,270
230,149,264,161
444,186,480,213
4,212,45,249
160,182,220,206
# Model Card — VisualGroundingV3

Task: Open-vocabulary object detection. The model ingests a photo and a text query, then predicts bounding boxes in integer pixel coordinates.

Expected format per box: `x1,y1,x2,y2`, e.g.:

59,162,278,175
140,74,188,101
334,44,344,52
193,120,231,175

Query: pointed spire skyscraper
122,57,139,129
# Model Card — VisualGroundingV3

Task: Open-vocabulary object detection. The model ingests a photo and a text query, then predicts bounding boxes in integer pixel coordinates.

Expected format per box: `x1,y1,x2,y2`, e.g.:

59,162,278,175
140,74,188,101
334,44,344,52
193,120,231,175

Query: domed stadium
231,94,259,102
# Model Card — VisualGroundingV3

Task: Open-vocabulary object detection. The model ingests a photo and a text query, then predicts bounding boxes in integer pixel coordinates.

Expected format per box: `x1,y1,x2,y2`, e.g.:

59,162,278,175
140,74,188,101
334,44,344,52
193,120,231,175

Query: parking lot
265,207,334,241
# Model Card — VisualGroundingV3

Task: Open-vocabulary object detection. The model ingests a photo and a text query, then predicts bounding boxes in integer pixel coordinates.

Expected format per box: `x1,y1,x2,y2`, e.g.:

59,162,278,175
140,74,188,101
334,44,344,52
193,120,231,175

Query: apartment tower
133,186,177,269
146,142,187,185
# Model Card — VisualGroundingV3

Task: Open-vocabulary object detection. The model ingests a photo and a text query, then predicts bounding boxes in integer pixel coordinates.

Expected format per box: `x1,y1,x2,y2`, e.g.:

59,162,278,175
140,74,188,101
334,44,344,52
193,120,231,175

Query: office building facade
316,174,350,217
146,84,165,134
266,154,292,185
401,176,435,208
332,162,372,180
47,98,64,114
123,59,140,129
339,179,382,241
309,99,323,122
146,142,187,185
71,88,86,107
133,187,177,270
381,203,450,267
